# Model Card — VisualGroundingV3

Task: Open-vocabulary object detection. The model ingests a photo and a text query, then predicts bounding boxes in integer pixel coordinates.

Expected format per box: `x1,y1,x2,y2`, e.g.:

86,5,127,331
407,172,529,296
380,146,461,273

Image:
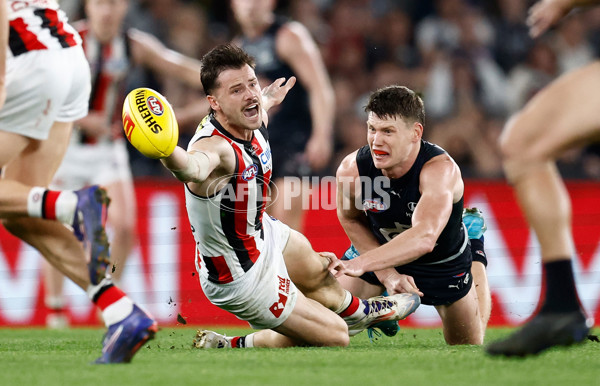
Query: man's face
86,0,128,42
209,64,263,132
366,112,418,170
231,0,276,28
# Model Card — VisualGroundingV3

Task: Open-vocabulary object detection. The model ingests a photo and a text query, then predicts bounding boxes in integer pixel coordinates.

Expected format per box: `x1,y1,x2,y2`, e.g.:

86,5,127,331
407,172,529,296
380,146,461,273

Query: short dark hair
365,85,425,125
200,44,256,96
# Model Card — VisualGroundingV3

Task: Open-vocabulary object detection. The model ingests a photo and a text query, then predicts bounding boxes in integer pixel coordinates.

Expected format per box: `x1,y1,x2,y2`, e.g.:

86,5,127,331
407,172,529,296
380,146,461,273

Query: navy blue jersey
356,140,467,265
237,17,311,147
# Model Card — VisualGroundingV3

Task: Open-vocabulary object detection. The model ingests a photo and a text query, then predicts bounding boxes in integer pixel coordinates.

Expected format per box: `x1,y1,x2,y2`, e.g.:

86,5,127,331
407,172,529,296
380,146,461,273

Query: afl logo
363,199,388,212
242,164,259,181
146,96,164,116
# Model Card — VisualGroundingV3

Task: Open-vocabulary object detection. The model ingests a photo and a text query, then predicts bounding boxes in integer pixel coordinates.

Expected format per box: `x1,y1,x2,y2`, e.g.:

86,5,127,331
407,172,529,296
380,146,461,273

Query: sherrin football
122,88,178,159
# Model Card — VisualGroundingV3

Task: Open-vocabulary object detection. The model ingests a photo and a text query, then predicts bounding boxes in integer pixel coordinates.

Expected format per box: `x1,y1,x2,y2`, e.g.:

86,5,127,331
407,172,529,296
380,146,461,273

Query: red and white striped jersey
7,0,80,58
76,21,131,143
186,115,273,284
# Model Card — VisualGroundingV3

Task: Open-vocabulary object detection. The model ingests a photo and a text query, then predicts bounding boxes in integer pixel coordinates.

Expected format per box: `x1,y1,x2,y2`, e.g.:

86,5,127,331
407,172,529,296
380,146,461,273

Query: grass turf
1,327,598,386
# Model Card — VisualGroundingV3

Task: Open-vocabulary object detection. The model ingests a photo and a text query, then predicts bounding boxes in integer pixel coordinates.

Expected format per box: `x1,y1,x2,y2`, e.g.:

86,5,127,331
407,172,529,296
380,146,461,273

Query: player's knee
498,115,525,162
326,319,350,347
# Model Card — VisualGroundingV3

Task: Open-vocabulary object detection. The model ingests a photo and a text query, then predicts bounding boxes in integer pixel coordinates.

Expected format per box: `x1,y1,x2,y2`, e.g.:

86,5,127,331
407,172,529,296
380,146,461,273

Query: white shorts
199,216,298,330
0,46,91,140
50,137,132,190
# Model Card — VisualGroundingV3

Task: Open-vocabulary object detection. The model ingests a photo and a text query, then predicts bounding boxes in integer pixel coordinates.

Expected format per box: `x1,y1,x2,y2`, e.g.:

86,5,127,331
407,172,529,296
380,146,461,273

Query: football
122,87,178,159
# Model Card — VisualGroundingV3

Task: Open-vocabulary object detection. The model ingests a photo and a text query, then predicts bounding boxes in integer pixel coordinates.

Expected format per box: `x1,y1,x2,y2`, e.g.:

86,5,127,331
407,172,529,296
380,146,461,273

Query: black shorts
342,245,473,306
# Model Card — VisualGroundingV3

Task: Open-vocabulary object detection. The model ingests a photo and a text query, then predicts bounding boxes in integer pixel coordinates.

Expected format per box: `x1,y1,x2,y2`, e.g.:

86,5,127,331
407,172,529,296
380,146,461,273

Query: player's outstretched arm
528,0,600,37
160,138,224,184
129,28,203,89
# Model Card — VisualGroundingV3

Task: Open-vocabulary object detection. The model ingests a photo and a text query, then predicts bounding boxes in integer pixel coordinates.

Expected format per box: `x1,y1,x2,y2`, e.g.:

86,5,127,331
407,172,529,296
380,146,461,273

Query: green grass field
1,327,598,386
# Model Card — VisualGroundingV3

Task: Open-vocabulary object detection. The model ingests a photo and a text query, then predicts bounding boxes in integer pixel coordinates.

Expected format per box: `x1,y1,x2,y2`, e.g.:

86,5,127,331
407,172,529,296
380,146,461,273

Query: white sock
54,191,78,224
27,187,46,218
102,297,134,326
27,187,78,224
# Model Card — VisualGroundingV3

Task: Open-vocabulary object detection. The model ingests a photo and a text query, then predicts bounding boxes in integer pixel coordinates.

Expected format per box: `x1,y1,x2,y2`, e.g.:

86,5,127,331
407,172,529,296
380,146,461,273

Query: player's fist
122,88,178,159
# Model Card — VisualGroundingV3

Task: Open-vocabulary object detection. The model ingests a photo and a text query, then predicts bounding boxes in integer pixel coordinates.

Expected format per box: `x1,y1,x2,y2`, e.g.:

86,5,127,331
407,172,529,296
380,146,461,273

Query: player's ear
412,122,423,142
207,95,219,112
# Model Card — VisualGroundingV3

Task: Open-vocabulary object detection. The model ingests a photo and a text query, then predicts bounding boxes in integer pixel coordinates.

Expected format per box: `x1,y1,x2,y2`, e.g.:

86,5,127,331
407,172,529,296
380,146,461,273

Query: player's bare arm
277,22,334,170
129,28,203,88
161,135,236,195
528,0,600,37
332,154,461,277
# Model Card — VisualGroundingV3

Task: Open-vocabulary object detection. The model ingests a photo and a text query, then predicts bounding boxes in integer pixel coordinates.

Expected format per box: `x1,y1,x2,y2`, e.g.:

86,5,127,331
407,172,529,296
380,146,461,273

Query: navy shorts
342,244,473,306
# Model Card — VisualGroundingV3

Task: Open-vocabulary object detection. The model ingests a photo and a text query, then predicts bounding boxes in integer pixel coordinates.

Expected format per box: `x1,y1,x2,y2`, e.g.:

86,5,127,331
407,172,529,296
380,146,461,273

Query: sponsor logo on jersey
408,202,417,211
362,198,388,212
241,164,259,181
146,96,164,116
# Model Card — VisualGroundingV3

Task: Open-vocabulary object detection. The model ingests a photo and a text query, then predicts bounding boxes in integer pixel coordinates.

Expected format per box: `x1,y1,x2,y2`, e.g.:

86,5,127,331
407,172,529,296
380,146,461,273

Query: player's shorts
0,45,90,140
199,216,298,329
343,243,473,306
50,137,132,190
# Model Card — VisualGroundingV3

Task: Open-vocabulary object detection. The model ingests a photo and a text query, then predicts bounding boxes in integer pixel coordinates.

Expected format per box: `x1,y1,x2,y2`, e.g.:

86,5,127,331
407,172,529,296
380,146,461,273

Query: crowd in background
62,0,600,179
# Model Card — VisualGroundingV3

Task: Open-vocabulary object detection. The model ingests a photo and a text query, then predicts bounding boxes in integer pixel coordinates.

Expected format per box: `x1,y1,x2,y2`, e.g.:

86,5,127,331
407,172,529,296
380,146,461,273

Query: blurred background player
0,0,156,363
487,0,598,356
230,0,335,231
42,0,204,328
332,86,491,345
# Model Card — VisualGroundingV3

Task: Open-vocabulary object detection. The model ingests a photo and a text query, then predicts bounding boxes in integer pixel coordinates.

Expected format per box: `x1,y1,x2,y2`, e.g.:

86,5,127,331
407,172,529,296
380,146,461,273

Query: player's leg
282,228,420,336
194,290,350,348
462,208,491,331
43,259,69,328
488,61,599,356
104,178,136,280
435,284,483,345
471,261,490,330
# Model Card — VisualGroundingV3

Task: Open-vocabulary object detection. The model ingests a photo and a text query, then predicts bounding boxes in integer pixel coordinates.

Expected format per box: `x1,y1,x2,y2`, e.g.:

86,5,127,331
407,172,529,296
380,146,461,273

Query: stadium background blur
62,0,600,180
1,0,599,328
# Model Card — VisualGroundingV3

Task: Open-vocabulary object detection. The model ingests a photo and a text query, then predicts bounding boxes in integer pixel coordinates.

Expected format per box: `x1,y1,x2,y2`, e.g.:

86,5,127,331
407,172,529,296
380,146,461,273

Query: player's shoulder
336,150,360,179
277,20,313,47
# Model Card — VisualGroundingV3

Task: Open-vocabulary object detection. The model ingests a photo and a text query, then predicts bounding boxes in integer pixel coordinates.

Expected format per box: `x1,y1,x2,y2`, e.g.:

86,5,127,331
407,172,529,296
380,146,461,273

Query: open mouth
243,103,259,118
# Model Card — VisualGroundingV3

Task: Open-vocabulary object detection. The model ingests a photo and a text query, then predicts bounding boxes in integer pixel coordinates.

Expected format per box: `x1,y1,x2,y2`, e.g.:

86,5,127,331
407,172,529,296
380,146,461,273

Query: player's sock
335,290,368,324
538,259,581,314
28,187,78,224
88,278,134,326
45,295,69,329
470,237,487,267
231,333,255,348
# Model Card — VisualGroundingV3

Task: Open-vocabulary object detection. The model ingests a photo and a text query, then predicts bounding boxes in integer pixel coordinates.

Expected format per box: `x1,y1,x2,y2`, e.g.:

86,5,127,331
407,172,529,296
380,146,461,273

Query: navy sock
539,259,581,313
470,237,487,267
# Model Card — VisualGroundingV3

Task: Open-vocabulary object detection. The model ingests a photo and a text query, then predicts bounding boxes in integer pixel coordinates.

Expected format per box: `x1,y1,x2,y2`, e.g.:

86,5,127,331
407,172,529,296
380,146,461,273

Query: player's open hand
262,76,296,112
527,0,572,38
